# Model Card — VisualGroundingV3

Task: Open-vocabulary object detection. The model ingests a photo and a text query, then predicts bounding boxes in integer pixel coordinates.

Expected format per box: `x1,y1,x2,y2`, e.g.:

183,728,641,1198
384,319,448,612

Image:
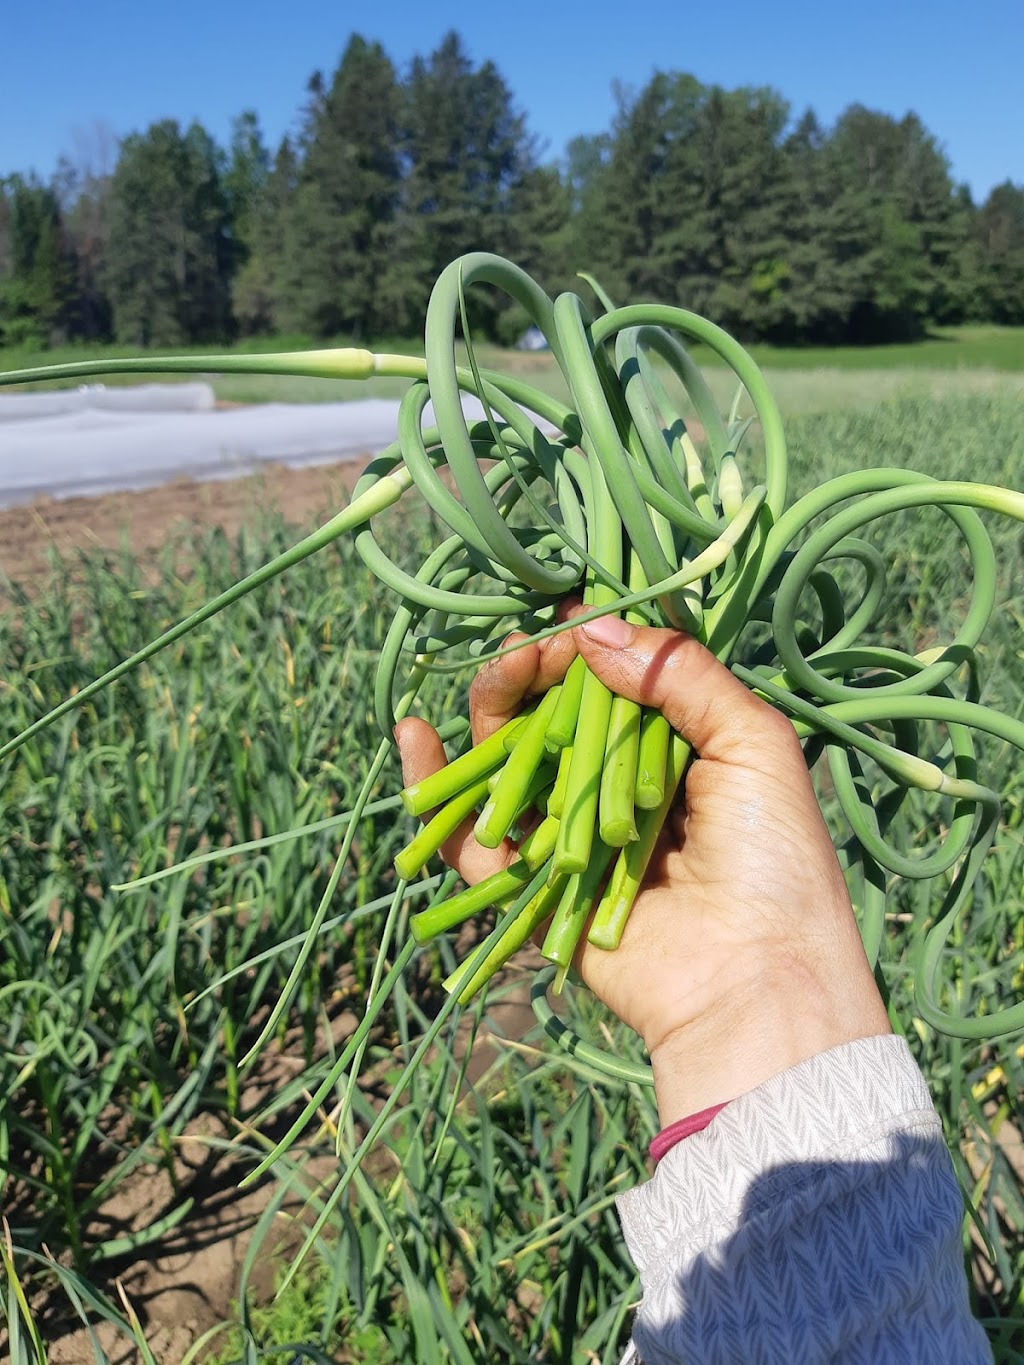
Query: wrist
647,948,891,1128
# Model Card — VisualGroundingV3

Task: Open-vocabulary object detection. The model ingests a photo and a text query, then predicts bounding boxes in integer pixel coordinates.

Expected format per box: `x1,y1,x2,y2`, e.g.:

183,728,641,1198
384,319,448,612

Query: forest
2,29,1023,352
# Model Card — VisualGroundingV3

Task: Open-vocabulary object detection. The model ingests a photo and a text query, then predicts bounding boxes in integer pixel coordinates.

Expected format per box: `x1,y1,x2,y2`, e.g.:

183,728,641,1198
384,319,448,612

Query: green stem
394,775,492,881
409,818,559,942
546,655,587,750
552,427,620,877
547,743,574,820
599,695,641,846
474,686,562,848
635,710,671,810
588,733,691,950
445,874,568,1004
541,841,616,970
401,713,528,816
599,548,649,845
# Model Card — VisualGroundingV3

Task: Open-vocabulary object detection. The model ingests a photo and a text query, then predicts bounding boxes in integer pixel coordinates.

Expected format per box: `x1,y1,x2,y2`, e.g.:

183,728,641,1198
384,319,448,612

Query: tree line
2,31,1022,352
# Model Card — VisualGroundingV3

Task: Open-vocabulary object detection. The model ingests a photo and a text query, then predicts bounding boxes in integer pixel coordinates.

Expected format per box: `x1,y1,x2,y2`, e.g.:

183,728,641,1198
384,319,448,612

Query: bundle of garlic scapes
4,251,1024,1076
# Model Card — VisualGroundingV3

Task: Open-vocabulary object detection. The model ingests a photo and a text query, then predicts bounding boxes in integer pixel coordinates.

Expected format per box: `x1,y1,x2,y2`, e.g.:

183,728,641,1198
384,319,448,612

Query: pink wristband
649,1101,729,1162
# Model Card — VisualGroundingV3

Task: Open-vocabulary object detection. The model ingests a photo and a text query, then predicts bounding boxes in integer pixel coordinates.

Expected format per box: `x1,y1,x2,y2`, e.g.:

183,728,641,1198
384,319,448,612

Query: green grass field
2,326,1023,414
748,324,1024,372
1,377,1023,1359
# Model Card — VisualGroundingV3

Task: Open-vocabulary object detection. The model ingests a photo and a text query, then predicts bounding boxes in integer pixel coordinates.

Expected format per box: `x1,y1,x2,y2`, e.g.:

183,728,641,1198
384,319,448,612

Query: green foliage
1,392,1023,1359
5,34,1023,352
104,120,233,346
976,182,1024,326
0,513,437,1268
222,111,271,273
202,1260,392,1363
231,137,299,337
0,176,78,346
601,77,795,336
378,31,541,338
282,37,404,341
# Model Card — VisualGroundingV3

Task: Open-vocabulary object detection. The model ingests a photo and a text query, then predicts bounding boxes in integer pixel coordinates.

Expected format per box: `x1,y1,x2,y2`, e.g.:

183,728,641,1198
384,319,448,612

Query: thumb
573,614,797,767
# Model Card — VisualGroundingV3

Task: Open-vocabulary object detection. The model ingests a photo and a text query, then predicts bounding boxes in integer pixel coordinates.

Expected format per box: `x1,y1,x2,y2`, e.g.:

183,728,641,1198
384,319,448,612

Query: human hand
396,611,891,1126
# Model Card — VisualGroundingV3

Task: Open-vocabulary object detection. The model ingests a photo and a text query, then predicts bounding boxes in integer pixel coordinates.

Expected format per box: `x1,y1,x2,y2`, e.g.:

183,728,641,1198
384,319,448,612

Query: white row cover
0,387,514,508
0,383,216,422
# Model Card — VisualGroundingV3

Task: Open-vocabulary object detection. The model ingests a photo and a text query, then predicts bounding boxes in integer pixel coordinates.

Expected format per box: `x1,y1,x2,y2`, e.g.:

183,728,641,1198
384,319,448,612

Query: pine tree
494,164,573,341
824,105,967,341
976,182,1024,324
105,120,232,346
282,37,402,339
0,176,78,346
224,111,271,277
232,136,298,336
383,32,531,337
562,132,613,281
578,75,795,337
58,157,113,343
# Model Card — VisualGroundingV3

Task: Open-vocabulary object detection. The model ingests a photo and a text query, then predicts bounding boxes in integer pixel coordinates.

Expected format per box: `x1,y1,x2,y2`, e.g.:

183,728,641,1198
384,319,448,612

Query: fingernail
581,614,636,649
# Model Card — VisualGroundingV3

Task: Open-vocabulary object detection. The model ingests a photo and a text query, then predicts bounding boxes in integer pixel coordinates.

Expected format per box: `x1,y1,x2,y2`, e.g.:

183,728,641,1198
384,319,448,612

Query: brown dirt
0,459,370,591
38,977,537,1364
43,1012,359,1365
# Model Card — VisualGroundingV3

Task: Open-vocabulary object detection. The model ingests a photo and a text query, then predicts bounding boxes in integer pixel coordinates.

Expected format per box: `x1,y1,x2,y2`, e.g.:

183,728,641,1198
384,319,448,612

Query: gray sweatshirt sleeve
615,1035,992,1364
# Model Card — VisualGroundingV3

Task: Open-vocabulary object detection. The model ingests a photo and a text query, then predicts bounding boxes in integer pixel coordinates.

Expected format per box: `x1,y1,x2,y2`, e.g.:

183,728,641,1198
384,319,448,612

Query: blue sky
2,0,1021,202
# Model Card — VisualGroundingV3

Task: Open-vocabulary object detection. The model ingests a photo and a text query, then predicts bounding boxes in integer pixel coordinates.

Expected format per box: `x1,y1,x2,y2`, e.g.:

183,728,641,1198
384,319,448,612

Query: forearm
618,1036,992,1364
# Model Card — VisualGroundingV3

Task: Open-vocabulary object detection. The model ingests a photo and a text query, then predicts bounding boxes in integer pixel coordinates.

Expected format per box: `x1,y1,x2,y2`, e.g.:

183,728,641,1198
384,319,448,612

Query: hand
396,611,891,1126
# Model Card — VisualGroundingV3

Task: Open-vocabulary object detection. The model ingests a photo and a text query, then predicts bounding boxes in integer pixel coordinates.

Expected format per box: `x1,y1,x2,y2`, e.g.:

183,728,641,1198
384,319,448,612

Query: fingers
532,611,580,694
573,615,802,770
469,632,541,745
394,717,449,810
394,716,517,886
395,601,582,887
469,604,580,744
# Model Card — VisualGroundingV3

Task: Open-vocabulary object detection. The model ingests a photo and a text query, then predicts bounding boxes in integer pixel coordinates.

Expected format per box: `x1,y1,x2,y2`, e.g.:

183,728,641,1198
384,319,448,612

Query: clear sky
3,0,1021,202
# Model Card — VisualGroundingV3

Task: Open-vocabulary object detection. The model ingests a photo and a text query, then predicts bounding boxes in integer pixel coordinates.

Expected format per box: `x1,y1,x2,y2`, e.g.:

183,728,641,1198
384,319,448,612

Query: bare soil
39,995,386,1363
0,460,368,590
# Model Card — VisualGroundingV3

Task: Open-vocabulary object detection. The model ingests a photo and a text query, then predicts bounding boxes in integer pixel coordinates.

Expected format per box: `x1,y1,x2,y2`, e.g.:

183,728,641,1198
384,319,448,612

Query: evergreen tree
56,157,113,342
562,133,613,281
232,136,298,336
587,73,694,304
383,31,532,336
105,119,232,346
494,164,573,341
975,182,1024,324
286,37,403,339
224,111,271,272
691,85,793,335
776,109,851,342
181,122,234,340
824,106,968,340
580,75,794,337
1,35,1017,350
0,176,78,346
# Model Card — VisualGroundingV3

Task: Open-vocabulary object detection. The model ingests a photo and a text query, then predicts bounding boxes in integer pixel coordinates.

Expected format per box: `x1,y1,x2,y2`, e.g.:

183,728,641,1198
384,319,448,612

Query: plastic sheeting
0,385,507,508
0,382,216,422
